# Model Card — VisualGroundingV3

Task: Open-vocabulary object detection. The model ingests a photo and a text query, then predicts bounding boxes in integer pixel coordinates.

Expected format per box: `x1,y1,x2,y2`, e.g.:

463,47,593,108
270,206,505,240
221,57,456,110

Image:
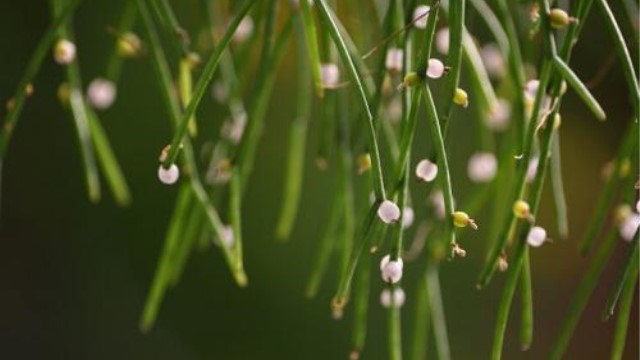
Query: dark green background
0,1,637,359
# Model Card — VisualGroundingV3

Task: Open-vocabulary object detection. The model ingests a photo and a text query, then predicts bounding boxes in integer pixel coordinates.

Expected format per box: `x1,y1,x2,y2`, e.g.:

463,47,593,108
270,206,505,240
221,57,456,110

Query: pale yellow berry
453,211,477,229
549,9,571,29
453,88,469,108
513,200,531,219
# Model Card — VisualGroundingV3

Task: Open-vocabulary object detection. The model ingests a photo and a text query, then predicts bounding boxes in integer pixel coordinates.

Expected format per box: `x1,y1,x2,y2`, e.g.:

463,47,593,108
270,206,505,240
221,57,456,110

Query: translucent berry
158,164,180,184
378,200,401,224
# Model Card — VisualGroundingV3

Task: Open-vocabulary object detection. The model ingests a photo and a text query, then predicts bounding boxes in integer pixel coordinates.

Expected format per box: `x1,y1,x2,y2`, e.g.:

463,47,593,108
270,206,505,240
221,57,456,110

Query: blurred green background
0,0,637,359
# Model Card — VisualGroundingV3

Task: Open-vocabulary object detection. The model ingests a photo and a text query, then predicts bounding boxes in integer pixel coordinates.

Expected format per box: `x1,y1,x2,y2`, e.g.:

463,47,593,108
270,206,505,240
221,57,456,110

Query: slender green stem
229,168,244,276
552,56,606,121
426,264,450,360
602,237,639,320
596,0,640,118
388,284,403,360
0,0,82,158
350,253,371,358
313,0,387,201
423,85,456,252
550,133,568,238
298,0,324,98
148,0,190,56
104,1,137,83
138,0,246,286
86,106,131,206
410,276,431,360
162,0,257,169
609,261,638,360
140,184,192,332
550,228,624,359
275,16,312,241
441,0,465,121
519,251,534,350
466,0,509,53
580,123,637,254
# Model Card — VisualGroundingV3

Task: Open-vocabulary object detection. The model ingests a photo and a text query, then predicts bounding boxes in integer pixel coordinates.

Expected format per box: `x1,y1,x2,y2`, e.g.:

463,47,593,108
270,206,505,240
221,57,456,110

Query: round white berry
87,78,117,110
413,5,431,29
378,200,401,224
158,164,180,185
527,226,547,247
385,47,404,73
220,225,234,247
429,190,446,219
380,255,404,283
426,58,445,79
480,43,506,78
380,287,406,308
435,28,450,54
232,17,254,44
467,152,498,183
486,98,511,131
525,79,540,98
526,157,539,184
402,207,415,229
321,63,340,87
53,39,76,65
416,159,438,182
619,213,640,242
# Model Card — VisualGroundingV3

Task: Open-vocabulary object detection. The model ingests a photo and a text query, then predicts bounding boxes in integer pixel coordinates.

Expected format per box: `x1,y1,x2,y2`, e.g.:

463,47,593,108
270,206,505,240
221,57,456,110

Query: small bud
185,52,201,68
117,32,143,58
53,39,76,65
453,88,469,108
527,226,547,247
435,27,450,54
385,47,403,74
380,255,404,283
399,72,421,90
378,200,402,224
426,58,446,79
453,211,478,229
221,112,247,144
619,213,640,242
549,8,576,30
553,113,562,129
467,152,498,183
614,204,632,224
619,158,631,178
232,17,254,44
158,164,180,184
498,255,509,272
87,78,117,110
486,98,511,131
452,242,467,257
402,207,415,229
380,287,406,308
513,200,533,221
321,63,340,87
57,82,70,106
416,159,438,182
412,5,431,29
357,153,372,174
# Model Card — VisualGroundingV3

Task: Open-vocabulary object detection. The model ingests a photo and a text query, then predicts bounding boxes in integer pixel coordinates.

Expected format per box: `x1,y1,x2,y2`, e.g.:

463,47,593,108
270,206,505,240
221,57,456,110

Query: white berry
232,17,254,44
416,159,438,182
220,225,234,247
525,79,540,98
380,255,404,283
158,164,180,184
413,5,431,29
385,47,404,74
526,157,539,184
87,78,117,110
426,58,445,79
402,207,415,229
619,213,640,242
486,98,511,131
480,43,506,78
467,152,498,183
435,28,450,54
378,200,401,224
380,287,406,308
53,39,76,65
321,63,340,87
429,190,446,219
527,226,547,247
